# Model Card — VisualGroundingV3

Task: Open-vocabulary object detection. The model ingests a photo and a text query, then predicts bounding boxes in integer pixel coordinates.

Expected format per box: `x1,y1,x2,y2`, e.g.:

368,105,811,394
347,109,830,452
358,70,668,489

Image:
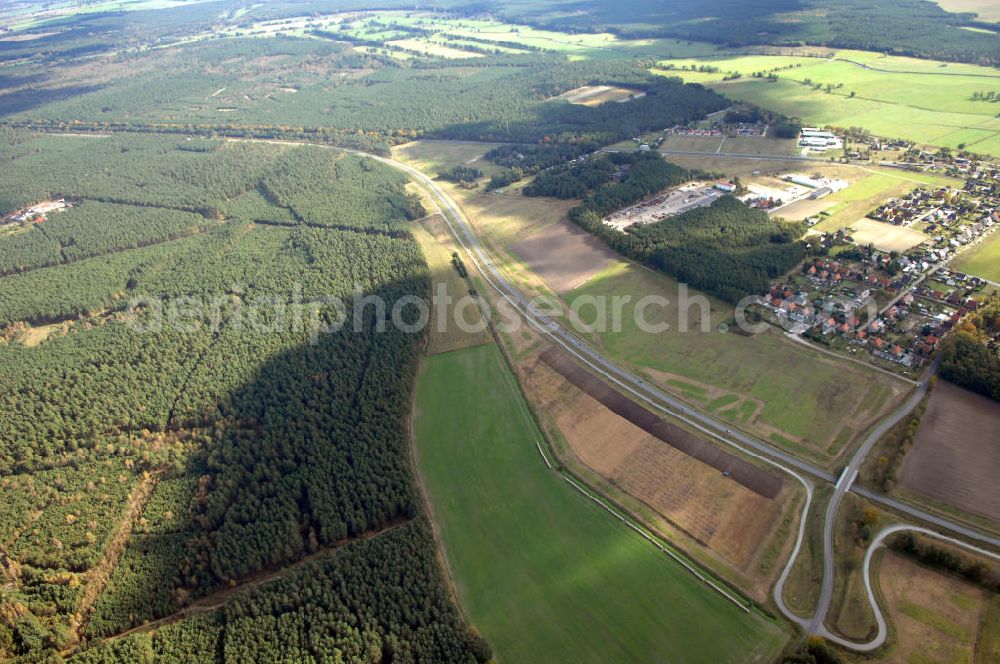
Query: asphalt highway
379,152,1000,645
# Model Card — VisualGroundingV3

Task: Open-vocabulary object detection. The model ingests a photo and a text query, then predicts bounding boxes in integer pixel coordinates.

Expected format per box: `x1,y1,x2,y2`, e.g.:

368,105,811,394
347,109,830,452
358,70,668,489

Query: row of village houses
766,284,977,368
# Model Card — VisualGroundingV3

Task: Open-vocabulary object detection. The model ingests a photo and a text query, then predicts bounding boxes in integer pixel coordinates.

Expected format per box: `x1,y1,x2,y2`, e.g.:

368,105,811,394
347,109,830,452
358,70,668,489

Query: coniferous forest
0,133,488,662
2,1,996,661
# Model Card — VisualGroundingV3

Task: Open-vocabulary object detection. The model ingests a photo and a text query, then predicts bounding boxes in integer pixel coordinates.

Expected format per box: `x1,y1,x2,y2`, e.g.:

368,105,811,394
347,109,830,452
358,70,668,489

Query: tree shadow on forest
86,277,430,639
0,84,105,117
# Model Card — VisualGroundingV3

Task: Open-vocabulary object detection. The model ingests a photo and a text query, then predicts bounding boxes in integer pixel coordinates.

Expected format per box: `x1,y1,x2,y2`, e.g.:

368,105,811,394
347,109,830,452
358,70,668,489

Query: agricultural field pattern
0,1,998,663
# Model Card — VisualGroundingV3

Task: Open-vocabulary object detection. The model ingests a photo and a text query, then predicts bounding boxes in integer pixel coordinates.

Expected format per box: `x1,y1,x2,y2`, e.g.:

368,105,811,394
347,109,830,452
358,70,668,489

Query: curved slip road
72,130,999,647
375,150,1000,644
808,358,939,634
819,524,1000,651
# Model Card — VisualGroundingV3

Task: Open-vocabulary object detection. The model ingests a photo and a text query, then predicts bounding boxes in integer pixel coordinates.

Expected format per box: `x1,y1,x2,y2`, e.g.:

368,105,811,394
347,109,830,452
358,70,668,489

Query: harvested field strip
540,347,782,499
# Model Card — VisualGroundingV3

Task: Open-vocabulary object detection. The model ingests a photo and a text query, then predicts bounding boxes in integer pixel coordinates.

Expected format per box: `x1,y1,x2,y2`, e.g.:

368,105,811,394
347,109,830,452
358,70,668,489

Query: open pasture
383,12,725,60
412,343,788,664
393,139,502,179
773,198,836,221
569,262,907,464
664,154,810,178
386,38,483,59
899,381,1000,523
411,215,492,355
953,228,1000,282
654,49,1000,155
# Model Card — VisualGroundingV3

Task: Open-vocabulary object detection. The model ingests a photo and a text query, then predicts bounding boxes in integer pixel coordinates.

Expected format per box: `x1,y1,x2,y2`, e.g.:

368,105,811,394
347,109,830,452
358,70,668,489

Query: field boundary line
534,440,553,469
557,472,752,612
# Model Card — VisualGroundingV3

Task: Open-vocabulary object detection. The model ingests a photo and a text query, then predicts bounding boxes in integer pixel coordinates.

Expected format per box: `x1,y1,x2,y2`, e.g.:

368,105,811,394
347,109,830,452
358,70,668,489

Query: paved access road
809,357,939,635
59,129,998,647
377,150,1000,646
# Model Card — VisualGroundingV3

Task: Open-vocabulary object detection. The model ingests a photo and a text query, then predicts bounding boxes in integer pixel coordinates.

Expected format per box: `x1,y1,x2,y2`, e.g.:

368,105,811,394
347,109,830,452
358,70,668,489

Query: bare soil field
899,381,1000,523
848,218,929,253
540,347,782,498
520,351,786,569
876,551,989,664
509,220,619,292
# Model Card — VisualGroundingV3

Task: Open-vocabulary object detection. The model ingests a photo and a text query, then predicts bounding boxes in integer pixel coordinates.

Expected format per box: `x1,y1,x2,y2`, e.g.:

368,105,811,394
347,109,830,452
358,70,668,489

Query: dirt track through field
540,347,782,499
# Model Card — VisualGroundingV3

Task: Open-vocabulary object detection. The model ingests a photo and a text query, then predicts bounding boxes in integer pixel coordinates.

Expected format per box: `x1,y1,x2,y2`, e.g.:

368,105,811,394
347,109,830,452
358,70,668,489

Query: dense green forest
438,165,483,185
1,37,726,150
0,137,485,662
501,0,1000,64
486,142,597,174
73,520,488,663
524,151,692,201
938,295,1000,401
0,202,207,276
552,156,805,302
0,130,281,213
629,197,806,303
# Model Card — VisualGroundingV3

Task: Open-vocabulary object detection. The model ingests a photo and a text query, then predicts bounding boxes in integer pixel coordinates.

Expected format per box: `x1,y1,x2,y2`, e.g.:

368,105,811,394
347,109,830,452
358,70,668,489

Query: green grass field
953,230,1000,282
567,262,904,461
383,13,729,61
654,50,1000,156
978,594,1000,664
413,343,787,664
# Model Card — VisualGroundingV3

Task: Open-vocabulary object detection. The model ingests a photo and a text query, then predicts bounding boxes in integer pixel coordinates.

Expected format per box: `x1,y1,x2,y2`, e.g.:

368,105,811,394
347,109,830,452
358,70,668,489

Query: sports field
412,343,788,664
654,50,1000,156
